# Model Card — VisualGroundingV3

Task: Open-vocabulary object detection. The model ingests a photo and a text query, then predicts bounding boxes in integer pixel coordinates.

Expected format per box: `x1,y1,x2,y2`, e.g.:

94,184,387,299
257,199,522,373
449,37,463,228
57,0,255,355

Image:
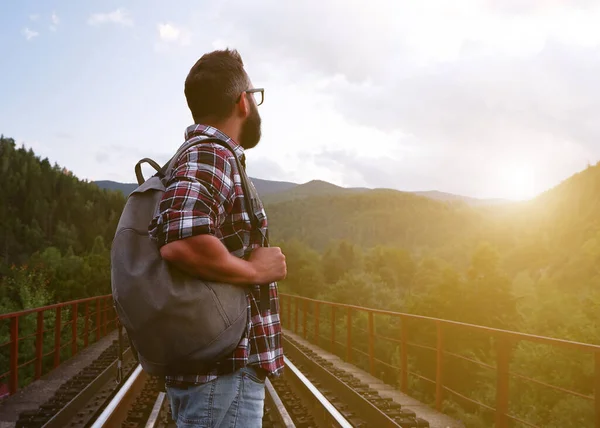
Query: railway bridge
0,294,598,427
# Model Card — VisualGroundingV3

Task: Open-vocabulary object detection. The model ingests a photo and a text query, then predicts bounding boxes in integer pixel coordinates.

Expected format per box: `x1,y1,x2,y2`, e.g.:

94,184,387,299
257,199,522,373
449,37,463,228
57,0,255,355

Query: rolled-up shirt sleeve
149,145,234,247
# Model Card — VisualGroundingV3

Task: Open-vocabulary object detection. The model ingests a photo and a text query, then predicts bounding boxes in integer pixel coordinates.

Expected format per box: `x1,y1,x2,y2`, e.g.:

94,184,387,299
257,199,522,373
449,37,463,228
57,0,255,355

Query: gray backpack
111,136,268,376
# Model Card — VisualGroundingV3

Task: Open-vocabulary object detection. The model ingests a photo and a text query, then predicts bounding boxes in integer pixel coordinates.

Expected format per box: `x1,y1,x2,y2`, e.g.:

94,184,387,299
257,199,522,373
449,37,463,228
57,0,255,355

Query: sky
1,0,600,201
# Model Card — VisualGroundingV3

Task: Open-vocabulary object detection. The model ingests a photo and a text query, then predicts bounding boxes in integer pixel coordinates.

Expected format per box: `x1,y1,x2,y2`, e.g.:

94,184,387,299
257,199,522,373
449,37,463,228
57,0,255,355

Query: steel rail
90,364,147,427
42,348,134,428
265,378,296,427
283,356,353,428
145,392,166,428
283,336,401,427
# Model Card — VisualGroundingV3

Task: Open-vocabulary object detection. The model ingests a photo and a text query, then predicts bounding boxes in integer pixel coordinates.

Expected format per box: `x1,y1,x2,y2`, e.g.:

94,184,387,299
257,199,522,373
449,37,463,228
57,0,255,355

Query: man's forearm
160,234,257,284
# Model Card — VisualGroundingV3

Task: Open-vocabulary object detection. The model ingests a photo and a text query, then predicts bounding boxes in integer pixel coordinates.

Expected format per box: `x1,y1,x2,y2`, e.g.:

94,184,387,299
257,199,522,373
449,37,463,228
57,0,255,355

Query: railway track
281,336,431,428
90,357,350,427
14,338,137,428
85,338,432,427
15,333,433,427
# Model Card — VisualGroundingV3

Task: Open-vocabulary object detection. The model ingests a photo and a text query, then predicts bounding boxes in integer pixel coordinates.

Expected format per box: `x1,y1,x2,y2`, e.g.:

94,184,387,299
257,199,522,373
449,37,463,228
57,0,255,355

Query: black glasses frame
237,88,264,106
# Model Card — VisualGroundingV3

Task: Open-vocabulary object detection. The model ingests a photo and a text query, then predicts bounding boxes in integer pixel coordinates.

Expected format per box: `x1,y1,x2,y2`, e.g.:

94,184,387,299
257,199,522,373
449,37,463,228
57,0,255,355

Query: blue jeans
166,366,266,428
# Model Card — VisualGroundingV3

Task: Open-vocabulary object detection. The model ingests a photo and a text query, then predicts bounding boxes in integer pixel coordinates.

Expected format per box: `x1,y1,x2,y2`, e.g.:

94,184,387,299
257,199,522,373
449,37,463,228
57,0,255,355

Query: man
148,49,286,427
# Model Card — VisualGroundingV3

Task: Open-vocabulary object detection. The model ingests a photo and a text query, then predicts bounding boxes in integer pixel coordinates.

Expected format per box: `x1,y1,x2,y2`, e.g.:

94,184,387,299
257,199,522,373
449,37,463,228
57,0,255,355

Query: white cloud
50,12,59,31
22,27,39,41
195,0,600,199
155,23,192,50
88,9,133,27
211,0,600,80
29,14,40,21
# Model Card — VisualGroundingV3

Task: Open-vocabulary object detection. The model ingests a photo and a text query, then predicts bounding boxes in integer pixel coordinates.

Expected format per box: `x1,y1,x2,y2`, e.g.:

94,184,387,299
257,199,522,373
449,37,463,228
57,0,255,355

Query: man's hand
248,247,287,284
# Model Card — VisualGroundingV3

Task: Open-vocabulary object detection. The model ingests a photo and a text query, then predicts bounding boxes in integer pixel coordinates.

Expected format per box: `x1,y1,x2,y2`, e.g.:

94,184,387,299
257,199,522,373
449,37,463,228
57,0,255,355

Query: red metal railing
0,294,117,396
281,293,600,428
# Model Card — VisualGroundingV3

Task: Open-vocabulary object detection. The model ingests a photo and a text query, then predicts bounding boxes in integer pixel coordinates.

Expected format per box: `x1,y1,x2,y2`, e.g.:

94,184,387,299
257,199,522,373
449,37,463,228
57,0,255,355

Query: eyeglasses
238,88,264,106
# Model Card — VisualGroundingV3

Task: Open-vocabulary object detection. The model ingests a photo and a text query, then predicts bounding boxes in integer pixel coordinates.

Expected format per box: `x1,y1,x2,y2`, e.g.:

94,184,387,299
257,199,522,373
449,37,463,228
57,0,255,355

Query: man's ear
237,92,250,119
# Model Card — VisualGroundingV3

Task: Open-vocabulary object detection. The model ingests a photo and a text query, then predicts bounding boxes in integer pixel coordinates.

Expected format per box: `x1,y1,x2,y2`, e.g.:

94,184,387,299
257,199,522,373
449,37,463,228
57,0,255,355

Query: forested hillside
0,136,126,311
265,189,491,266
273,163,600,427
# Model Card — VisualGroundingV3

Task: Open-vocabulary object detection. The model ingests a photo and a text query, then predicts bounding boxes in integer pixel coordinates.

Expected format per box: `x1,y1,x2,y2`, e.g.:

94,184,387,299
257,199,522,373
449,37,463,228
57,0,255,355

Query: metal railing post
71,303,78,356
436,321,444,411
9,316,19,394
294,297,299,334
302,300,308,339
495,335,510,428
102,298,108,337
35,312,43,379
346,308,352,363
287,295,291,329
54,307,62,368
368,311,375,376
330,306,336,353
84,302,90,348
95,298,101,341
314,302,320,346
400,315,408,393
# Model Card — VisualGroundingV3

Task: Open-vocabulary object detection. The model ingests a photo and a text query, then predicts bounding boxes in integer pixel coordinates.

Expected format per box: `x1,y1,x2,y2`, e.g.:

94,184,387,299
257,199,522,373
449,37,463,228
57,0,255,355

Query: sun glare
498,163,537,201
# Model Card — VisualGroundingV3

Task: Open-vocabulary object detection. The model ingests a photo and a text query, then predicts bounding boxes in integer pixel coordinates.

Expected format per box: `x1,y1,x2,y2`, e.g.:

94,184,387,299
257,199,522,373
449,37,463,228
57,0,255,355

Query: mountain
94,177,508,206
93,178,299,197
260,180,366,204
93,180,138,196
260,180,509,206
262,162,600,271
249,177,298,196
412,190,509,205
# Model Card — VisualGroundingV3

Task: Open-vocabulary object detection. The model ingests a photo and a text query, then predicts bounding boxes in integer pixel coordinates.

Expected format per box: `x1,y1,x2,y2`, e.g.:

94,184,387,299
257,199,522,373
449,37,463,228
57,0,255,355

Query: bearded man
148,48,287,428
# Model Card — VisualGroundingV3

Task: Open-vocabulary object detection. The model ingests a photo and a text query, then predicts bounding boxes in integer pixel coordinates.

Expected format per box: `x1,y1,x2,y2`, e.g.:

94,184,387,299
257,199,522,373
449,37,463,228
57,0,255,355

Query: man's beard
239,102,261,150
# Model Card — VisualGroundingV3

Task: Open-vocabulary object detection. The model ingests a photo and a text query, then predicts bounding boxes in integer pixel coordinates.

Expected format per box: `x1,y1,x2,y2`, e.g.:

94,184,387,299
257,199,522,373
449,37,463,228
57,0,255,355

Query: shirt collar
184,124,246,166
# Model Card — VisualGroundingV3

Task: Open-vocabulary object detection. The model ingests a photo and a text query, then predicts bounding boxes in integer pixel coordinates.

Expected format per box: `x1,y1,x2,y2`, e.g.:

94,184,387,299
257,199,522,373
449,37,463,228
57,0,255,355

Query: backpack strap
134,158,162,185
158,136,211,178
160,137,263,235
161,136,272,312
135,136,213,185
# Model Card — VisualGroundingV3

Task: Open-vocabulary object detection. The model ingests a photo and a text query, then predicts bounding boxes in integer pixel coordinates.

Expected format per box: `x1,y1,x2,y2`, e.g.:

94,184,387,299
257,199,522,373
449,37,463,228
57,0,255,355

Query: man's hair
184,49,250,123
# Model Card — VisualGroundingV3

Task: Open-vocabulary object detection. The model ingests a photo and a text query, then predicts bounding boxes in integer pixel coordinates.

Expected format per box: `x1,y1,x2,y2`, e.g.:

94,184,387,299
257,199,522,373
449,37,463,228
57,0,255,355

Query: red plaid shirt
148,124,284,384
